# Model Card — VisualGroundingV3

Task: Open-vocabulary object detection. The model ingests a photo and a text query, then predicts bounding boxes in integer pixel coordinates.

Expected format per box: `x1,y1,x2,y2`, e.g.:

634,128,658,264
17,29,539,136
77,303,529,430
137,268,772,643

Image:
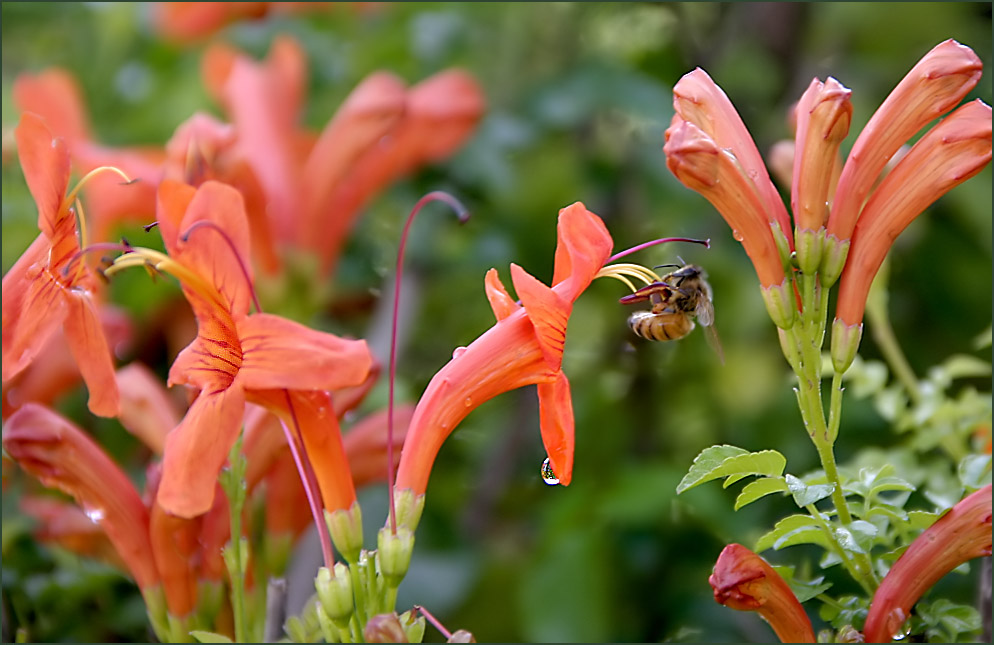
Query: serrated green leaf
676,445,748,493
723,473,750,489
755,514,820,552
710,450,787,479
907,510,939,530
868,476,916,498
774,527,833,551
734,477,788,510
785,474,835,507
865,505,908,524
833,522,876,555
190,631,233,644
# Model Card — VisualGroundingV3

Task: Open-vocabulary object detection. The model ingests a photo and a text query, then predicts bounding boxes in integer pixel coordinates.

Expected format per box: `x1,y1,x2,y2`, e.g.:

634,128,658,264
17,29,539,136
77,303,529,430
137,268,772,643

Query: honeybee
619,263,724,362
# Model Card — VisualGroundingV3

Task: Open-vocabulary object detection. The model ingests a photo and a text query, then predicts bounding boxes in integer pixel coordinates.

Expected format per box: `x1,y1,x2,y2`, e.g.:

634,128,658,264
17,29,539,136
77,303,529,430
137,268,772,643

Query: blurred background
2,3,991,642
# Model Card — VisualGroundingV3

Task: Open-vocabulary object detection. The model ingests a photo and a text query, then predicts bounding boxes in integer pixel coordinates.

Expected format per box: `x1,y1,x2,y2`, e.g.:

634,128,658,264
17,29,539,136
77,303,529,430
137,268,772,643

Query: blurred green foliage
2,2,991,642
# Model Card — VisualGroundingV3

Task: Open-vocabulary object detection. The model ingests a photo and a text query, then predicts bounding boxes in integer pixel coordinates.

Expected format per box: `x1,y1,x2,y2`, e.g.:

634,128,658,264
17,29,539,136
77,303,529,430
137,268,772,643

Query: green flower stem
826,371,845,444
805,504,874,596
348,562,368,627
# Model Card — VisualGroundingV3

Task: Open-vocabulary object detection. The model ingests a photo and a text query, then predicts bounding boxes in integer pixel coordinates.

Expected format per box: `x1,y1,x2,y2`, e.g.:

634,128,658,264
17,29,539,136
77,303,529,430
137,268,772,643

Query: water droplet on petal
732,230,745,242
452,346,467,359
540,458,560,486
84,507,105,523
463,397,473,407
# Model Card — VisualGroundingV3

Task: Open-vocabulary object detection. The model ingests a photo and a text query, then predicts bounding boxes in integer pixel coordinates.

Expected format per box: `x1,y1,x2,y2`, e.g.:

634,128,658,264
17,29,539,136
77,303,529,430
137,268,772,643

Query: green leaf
723,473,750,488
868,476,916,498
833,521,878,555
770,567,833,603
907,510,939,531
734,477,788,510
958,454,993,490
676,445,748,493
755,514,820,552
678,449,787,494
774,527,833,551
190,631,234,643
785,474,835,507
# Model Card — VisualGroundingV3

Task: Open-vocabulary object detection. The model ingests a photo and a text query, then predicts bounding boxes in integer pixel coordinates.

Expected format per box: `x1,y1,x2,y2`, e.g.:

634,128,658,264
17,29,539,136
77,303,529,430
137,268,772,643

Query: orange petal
3,404,159,591
237,313,372,392
510,263,569,372
117,363,181,455
263,389,357,514
549,202,614,301
14,112,71,239
710,544,815,642
393,312,553,495
21,496,124,569
299,72,406,249
2,233,65,382
64,289,120,417
664,119,785,288
484,268,520,321
13,68,92,143
150,501,201,617
673,69,792,243
536,371,574,486
828,39,983,241
201,42,240,109
158,386,246,518
836,100,992,327
791,77,852,231
153,1,268,43
169,180,255,319
864,485,992,642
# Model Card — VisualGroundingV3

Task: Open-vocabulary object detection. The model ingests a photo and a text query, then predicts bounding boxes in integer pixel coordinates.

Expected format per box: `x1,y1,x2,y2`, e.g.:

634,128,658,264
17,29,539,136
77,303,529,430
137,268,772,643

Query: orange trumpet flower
393,202,614,507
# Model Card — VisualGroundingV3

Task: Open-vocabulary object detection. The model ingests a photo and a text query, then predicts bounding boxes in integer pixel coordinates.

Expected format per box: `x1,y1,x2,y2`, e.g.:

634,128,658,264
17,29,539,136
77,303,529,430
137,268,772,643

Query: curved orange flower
2,113,120,417
710,543,815,643
146,179,373,517
3,404,161,601
863,484,992,643
393,202,613,501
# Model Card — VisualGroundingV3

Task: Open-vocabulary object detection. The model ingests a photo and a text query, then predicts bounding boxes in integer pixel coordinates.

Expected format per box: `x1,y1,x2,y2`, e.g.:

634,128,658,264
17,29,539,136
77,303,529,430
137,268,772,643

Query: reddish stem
414,604,453,640
388,192,469,535
605,236,710,264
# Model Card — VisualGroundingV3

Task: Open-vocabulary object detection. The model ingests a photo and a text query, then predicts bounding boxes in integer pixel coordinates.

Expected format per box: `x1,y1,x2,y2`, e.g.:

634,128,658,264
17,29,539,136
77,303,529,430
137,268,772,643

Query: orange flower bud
710,544,815,643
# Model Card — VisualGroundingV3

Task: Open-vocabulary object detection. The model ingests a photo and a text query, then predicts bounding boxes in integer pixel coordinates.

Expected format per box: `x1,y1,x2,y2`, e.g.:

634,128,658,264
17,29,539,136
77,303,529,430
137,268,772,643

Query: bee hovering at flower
619,263,724,363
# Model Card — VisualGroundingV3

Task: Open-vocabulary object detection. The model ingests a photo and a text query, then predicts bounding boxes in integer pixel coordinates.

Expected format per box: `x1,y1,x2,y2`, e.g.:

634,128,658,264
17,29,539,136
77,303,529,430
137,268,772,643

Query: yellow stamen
595,263,663,293
59,165,135,254
105,247,228,311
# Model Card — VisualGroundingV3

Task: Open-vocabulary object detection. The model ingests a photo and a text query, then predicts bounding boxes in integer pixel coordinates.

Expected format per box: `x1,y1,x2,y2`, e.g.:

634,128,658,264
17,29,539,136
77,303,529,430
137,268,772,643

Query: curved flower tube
709,543,816,643
392,202,613,509
827,39,984,242
863,484,993,643
131,179,373,518
834,99,992,328
2,113,120,417
2,404,161,601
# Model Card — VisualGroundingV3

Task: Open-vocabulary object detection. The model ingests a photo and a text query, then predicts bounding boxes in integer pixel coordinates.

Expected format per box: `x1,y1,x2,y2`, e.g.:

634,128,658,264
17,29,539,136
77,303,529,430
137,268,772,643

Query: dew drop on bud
540,458,560,486
452,346,467,359
463,397,473,407
732,230,745,242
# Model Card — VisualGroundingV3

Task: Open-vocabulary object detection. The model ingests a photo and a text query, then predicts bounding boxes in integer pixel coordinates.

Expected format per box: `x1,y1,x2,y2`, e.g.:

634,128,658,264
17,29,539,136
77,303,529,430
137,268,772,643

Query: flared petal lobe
537,372,574,486
550,202,615,300
863,485,992,643
710,544,815,643
3,404,160,592
64,289,120,417
158,387,247,518
827,39,983,241
14,112,71,237
835,100,992,327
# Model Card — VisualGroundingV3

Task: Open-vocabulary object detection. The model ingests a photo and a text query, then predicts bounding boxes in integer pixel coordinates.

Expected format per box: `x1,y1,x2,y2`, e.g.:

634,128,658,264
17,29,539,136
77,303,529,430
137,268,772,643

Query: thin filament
180,220,262,313
389,191,469,535
414,605,453,640
605,236,710,264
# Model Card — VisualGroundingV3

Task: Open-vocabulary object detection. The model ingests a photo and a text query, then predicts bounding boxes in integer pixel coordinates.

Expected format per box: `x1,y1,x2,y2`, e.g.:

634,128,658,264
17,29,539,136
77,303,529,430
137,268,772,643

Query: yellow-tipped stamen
595,263,664,293
104,247,228,312
57,165,135,276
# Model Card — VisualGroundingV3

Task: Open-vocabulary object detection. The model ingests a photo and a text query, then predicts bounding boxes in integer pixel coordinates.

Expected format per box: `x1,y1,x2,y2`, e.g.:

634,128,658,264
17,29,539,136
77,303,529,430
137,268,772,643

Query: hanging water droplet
463,397,473,407
84,507,105,523
732,229,745,242
452,346,467,359
540,458,560,486
889,608,912,640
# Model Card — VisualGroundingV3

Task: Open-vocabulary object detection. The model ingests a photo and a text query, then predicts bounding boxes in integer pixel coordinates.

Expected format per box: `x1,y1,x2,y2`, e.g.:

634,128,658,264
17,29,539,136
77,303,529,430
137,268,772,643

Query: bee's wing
695,298,724,364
